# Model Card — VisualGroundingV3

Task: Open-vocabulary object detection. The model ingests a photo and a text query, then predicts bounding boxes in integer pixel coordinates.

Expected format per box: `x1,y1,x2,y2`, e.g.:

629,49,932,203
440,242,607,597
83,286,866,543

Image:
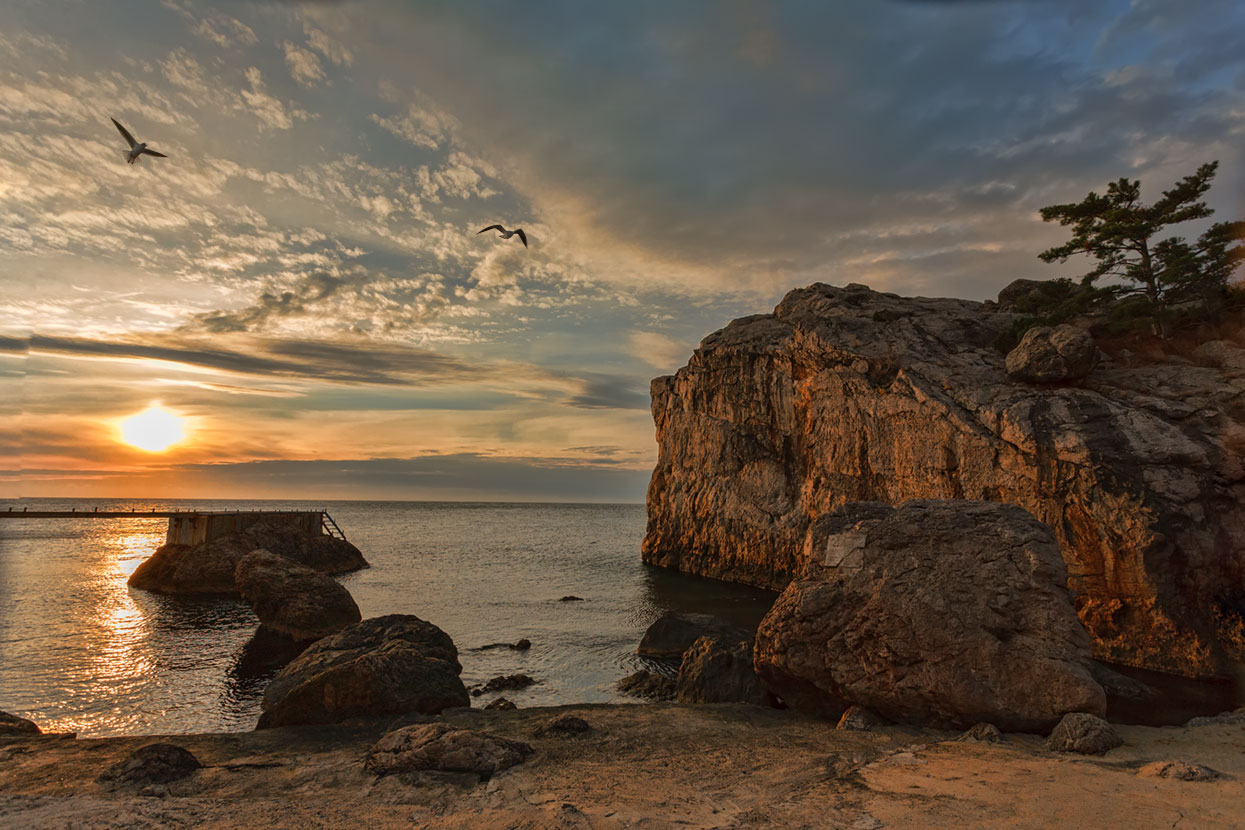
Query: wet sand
2,703,1242,829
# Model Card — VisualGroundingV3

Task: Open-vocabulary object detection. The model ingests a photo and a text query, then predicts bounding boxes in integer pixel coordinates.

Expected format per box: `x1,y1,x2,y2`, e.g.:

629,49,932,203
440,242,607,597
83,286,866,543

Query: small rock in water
534,715,591,737
0,711,42,736
616,670,676,701
485,697,517,711
365,723,533,781
471,674,537,697
1137,760,1221,781
477,638,532,651
956,723,1004,743
637,612,750,660
836,706,886,731
1044,713,1123,755
97,743,201,790
559,595,585,602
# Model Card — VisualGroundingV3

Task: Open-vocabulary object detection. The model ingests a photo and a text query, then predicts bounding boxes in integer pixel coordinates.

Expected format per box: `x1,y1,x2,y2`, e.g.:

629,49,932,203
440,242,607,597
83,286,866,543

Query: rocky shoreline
3,703,1243,829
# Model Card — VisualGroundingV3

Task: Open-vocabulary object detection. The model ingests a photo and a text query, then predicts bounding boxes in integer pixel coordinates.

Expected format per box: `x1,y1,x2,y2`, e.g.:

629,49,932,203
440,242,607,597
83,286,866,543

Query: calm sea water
0,499,776,737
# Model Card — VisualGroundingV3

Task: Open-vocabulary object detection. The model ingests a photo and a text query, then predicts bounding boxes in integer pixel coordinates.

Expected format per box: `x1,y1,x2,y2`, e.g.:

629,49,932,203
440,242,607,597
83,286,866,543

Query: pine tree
1038,161,1244,336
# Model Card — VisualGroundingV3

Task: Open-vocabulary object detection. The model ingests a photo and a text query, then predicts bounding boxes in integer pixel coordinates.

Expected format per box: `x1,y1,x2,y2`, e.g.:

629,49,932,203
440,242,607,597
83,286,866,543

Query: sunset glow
0,1,1241,500
117,404,187,453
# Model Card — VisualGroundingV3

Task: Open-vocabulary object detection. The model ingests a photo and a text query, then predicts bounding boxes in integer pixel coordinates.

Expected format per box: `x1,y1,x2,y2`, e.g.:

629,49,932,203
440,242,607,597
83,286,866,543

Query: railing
321,511,348,541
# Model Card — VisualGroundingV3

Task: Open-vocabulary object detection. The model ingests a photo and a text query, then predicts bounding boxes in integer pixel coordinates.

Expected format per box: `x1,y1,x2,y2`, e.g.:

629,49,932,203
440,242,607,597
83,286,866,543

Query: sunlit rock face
643,282,1245,680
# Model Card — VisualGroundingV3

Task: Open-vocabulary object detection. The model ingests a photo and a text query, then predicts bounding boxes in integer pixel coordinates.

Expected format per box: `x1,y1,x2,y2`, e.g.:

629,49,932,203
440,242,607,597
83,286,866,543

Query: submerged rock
471,674,536,697
0,711,41,736
477,638,532,651
676,636,771,706
97,743,201,790
234,549,361,644
754,500,1105,731
1044,713,1123,755
129,516,367,596
258,614,468,728
365,723,532,781
643,282,1245,680
616,670,677,701
637,612,750,660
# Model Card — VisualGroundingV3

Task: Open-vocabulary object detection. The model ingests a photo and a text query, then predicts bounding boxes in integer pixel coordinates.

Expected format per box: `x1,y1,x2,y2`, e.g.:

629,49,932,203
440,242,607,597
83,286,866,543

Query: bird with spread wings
111,118,169,165
477,224,528,248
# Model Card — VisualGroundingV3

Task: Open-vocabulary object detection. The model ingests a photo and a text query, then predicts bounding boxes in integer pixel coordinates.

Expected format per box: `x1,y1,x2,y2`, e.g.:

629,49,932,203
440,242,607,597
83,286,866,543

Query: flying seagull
477,224,528,248
111,118,168,165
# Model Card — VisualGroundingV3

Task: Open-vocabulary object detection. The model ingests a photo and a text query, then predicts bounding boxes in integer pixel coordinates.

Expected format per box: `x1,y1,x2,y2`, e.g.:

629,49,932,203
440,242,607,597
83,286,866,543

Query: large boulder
364,723,532,781
644,282,1245,681
234,549,361,644
129,517,367,595
257,614,468,728
637,612,750,660
1004,324,1100,383
754,500,1106,731
676,636,771,705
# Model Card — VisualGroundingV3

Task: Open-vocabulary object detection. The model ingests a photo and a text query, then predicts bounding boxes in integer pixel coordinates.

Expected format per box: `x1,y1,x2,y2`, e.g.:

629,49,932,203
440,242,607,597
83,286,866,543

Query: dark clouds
15,331,650,409
341,0,1244,296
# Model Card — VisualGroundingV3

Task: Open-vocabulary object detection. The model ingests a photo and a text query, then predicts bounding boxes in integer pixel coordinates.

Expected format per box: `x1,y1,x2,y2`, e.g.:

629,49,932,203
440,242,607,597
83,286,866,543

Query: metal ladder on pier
320,511,348,541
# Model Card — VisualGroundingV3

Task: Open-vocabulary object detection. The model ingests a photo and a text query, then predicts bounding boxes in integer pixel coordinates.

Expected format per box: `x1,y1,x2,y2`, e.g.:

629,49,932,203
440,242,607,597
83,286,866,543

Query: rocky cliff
643,282,1245,680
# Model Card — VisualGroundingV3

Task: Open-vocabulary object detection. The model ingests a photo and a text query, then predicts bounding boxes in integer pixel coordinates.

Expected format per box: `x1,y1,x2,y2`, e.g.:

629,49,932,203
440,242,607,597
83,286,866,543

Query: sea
0,499,777,737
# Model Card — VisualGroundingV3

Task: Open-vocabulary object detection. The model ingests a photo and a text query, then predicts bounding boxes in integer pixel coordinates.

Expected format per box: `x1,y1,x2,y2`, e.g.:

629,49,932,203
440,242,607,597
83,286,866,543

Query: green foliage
990,278,1113,352
1037,161,1245,336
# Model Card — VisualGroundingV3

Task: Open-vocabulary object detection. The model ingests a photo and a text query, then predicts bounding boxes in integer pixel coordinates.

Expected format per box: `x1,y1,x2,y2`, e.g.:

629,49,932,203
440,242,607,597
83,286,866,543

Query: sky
1,0,1243,502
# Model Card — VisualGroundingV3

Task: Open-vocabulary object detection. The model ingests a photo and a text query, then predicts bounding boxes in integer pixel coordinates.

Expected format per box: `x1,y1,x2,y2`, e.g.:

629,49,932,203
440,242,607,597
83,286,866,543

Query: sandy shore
2,703,1242,829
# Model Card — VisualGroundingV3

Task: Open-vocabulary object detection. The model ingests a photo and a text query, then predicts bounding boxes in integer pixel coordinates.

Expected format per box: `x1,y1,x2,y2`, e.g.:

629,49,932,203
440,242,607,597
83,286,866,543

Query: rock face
0,711,41,736
96,743,201,789
258,614,468,729
644,282,1245,680
365,723,532,781
637,612,750,660
1044,712,1123,754
753,500,1105,731
129,517,367,595
234,549,361,644
676,637,771,706
1005,324,1100,383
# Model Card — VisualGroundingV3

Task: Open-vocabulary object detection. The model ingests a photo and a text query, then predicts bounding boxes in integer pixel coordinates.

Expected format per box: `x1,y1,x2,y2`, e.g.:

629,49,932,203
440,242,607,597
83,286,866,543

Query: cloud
282,41,327,86
628,331,692,371
370,101,459,150
240,66,310,130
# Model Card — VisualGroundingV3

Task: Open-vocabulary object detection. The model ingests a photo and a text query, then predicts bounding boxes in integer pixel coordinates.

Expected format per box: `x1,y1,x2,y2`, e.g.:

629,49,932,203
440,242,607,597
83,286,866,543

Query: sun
118,403,187,453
